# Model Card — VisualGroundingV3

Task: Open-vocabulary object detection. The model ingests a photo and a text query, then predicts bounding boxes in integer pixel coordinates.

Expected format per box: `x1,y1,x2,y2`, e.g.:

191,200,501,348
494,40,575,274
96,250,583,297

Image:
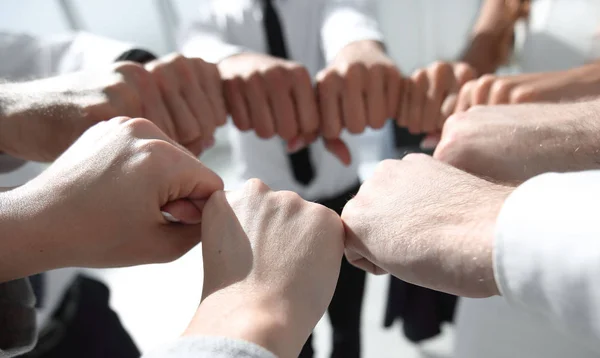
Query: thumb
161,199,207,225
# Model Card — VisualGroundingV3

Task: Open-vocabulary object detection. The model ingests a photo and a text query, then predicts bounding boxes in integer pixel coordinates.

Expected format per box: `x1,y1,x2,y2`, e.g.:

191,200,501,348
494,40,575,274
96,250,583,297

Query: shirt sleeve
0,31,134,81
494,170,600,352
179,1,250,63
142,336,277,358
321,0,385,64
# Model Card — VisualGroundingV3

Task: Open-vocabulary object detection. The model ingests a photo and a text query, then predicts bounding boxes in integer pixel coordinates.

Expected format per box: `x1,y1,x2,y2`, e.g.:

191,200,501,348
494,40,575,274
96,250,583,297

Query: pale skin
400,0,529,135
0,117,223,283
0,54,226,162
218,39,402,165
184,180,345,358
434,100,600,184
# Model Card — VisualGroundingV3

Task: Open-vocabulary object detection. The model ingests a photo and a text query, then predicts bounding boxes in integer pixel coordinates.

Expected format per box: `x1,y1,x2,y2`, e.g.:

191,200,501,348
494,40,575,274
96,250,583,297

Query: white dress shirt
456,2,600,356
181,0,384,200
456,170,600,358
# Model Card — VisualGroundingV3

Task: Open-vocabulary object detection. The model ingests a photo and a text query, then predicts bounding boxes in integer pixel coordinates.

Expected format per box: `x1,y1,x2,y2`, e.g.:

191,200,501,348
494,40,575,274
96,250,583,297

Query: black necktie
262,0,315,185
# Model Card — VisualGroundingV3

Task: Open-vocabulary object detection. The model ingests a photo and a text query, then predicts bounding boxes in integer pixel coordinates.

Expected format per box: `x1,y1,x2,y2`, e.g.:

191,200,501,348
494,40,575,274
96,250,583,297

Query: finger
291,66,319,138
161,199,206,225
177,59,217,144
454,81,474,113
408,71,428,134
324,138,352,166
471,75,496,106
397,78,411,128
489,80,512,105
366,65,387,129
151,65,202,147
317,70,343,140
243,74,276,139
344,249,387,275
195,59,228,127
263,67,297,141
117,64,178,141
165,150,225,204
423,63,454,133
385,66,403,120
342,64,368,134
224,77,251,131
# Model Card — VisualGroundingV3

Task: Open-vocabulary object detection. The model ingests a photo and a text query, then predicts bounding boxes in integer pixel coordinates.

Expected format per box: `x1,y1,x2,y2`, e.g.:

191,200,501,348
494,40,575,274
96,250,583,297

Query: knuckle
244,178,270,194
477,74,497,88
263,66,288,86
510,86,535,103
430,61,451,75
121,117,157,134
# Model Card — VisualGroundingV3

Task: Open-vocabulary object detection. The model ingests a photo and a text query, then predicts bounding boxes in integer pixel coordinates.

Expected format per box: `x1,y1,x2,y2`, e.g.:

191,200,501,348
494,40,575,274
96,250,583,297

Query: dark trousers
299,183,366,358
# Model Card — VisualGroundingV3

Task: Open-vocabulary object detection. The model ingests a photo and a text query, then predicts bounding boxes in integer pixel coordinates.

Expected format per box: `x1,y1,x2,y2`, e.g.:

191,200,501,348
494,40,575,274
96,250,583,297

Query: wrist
186,290,304,358
0,187,55,282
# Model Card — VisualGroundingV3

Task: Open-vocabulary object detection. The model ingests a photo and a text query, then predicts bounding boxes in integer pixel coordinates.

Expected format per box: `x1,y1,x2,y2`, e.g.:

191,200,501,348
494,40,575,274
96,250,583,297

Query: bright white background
0,1,484,357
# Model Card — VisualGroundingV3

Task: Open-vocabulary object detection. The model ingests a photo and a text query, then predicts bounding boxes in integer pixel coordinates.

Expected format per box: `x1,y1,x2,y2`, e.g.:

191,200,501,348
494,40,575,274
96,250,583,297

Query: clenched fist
342,155,511,298
317,41,402,136
399,61,477,134
185,180,345,358
435,102,600,183
0,54,226,161
219,53,318,144
1,117,223,282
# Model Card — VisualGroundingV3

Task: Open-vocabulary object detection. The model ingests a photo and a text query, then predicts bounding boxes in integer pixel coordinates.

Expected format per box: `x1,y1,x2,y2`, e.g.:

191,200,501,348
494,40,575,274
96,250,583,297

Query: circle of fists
218,51,403,165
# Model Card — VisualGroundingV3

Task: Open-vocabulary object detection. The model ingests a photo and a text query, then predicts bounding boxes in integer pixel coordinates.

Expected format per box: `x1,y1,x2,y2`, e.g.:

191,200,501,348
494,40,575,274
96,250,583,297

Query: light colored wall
0,0,482,69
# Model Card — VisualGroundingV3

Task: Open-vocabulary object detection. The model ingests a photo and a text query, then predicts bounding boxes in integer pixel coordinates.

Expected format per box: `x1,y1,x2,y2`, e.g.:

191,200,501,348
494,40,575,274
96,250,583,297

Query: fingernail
420,136,440,150
161,211,180,223
203,138,216,150
287,138,306,153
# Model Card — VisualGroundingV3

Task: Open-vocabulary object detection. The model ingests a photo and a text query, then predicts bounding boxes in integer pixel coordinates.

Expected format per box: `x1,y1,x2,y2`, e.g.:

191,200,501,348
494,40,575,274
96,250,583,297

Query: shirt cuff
142,336,277,358
321,7,384,64
181,35,249,64
494,171,600,347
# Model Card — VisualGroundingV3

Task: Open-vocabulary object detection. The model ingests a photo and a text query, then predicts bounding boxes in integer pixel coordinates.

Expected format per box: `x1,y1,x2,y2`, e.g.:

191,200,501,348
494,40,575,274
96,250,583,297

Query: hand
434,102,600,183
0,54,225,161
2,117,223,280
145,54,227,155
185,180,345,358
398,61,477,134
218,53,337,159
454,68,600,113
316,41,402,162
342,154,512,298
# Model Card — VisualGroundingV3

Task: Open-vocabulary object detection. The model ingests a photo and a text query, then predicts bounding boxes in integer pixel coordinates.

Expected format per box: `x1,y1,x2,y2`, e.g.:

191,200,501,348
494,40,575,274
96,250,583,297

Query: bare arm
461,0,528,75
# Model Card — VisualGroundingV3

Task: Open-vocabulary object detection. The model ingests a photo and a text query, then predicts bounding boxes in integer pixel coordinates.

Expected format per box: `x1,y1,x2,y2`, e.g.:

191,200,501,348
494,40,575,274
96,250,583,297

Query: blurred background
1,0,587,357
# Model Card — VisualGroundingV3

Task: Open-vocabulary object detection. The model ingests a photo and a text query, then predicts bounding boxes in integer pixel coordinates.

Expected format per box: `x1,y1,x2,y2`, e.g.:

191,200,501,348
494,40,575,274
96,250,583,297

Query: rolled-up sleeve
494,170,600,353
321,0,384,64
142,336,277,358
180,1,249,63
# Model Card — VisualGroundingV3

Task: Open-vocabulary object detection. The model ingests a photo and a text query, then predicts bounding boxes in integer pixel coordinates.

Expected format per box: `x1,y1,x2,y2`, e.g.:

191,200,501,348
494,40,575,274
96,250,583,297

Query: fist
435,103,600,183
342,155,509,298
17,117,223,270
219,53,318,145
399,61,477,134
317,41,402,136
188,180,344,357
145,54,227,155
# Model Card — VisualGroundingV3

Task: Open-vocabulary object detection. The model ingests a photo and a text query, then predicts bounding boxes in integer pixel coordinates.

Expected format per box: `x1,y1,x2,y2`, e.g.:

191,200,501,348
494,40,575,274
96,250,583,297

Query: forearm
185,292,301,358
0,79,82,161
0,188,52,283
460,0,518,75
